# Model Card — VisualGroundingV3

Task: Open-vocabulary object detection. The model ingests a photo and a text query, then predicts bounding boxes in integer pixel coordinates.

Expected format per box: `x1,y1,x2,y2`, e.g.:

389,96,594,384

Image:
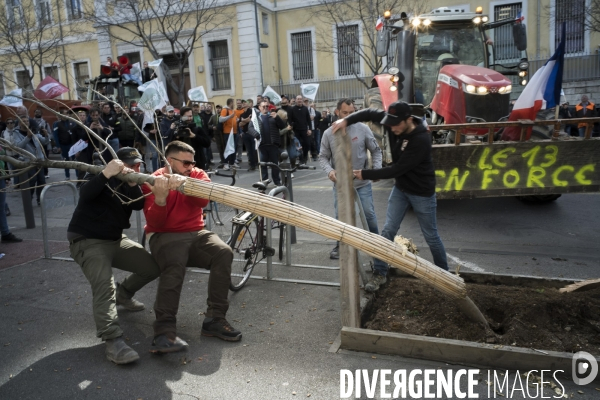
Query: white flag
262,85,282,105
147,59,163,68
251,108,261,150
300,83,319,101
130,62,142,82
187,86,208,102
137,81,152,92
68,139,88,157
223,127,236,159
0,88,23,107
137,80,166,112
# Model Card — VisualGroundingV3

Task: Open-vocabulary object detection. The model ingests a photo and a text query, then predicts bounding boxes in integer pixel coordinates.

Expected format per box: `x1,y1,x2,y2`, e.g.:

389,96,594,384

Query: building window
337,25,360,76
16,70,33,93
555,0,585,54
8,0,23,30
262,13,269,35
291,31,314,80
44,66,59,81
493,2,522,61
38,0,52,25
66,0,83,20
73,61,89,98
209,40,231,91
122,52,141,67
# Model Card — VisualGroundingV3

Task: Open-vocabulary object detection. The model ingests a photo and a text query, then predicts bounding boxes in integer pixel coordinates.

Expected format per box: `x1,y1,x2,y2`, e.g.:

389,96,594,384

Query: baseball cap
381,101,420,126
166,105,175,112
117,147,144,165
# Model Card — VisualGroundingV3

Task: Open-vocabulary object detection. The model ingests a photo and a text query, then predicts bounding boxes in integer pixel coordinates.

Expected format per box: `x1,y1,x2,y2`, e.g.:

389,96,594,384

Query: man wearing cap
159,105,177,149
333,101,448,292
67,148,161,364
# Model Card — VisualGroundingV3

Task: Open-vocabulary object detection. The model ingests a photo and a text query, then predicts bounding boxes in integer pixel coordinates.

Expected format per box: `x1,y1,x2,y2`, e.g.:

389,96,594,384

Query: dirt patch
364,276,600,354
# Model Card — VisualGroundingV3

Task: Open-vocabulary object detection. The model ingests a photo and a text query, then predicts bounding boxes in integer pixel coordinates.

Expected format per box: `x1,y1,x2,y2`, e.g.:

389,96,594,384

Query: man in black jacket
174,107,211,170
333,101,448,292
101,103,120,152
289,95,312,164
248,100,286,185
54,109,75,180
67,148,161,364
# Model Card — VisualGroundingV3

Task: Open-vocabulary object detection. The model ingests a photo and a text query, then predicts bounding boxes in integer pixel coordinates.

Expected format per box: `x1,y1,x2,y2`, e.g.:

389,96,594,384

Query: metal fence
529,52,600,82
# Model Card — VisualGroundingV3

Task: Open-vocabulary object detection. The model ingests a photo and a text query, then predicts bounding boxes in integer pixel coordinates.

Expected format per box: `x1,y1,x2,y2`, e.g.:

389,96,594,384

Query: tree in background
308,0,428,87
0,0,83,95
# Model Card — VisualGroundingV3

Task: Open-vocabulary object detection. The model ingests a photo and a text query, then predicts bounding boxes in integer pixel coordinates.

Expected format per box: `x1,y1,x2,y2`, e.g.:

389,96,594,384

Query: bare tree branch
86,0,226,105
308,0,429,87
0,1,83,90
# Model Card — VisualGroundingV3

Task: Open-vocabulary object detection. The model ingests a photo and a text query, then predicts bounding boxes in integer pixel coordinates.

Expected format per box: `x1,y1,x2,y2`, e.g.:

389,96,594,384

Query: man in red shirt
142,140,241,353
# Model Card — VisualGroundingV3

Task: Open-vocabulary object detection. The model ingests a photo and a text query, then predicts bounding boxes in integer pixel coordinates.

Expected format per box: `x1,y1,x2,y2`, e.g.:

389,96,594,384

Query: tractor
369,6,529,149
366,6,600,203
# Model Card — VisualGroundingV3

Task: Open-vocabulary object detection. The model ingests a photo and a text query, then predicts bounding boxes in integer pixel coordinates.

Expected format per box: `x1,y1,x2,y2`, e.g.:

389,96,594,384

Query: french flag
376,17,384,31
501,22,565,141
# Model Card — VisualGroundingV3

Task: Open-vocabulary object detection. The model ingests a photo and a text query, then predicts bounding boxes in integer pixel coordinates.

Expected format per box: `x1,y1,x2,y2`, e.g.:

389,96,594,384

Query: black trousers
259,145,281,185
294,130,310,163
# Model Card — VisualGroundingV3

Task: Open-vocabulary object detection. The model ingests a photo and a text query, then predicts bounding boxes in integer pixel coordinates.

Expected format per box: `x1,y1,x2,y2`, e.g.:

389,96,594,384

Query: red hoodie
142,167,210,233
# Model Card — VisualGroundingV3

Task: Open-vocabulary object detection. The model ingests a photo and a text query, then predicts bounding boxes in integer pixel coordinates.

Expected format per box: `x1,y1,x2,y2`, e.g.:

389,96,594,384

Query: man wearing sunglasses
67,148,161,364
142,140,241,354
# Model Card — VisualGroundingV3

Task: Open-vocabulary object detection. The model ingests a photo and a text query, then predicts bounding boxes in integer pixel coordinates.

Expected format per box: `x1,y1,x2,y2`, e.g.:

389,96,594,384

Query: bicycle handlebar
207,169,236,186
259,162,316,171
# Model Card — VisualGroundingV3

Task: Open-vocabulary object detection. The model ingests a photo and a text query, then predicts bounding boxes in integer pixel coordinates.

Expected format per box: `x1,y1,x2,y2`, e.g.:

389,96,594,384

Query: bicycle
203,169,237,244
229,161,314,291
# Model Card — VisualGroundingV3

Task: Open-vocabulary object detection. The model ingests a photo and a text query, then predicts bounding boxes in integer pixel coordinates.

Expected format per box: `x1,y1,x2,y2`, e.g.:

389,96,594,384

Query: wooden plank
559,278,600,293
432,139,600,199
334,128,360,328
340,327,600,372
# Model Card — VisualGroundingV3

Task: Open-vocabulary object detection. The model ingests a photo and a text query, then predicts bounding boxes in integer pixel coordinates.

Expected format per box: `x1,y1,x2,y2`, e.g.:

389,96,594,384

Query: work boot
150,334,188,354
105,337,139,364
329,243,340,260
1,233,23,243
115,282,145,311
201,318,242,342
365,274,387,293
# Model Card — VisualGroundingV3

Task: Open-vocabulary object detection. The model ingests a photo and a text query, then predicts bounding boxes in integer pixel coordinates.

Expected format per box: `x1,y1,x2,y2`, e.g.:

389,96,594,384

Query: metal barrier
40,182,78,260
219,186,373,288
429,116,600,144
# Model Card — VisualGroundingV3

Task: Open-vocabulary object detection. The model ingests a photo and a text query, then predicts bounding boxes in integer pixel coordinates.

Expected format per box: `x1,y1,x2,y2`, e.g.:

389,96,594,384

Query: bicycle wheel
210,202,238,244
229,219,261,291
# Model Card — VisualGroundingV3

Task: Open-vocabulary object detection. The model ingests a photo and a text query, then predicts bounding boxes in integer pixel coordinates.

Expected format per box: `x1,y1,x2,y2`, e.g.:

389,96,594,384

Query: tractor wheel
364,88,392,165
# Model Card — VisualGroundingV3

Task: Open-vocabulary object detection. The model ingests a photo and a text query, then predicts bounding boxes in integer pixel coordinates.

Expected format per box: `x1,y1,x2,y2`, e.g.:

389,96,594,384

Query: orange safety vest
575,102,596,128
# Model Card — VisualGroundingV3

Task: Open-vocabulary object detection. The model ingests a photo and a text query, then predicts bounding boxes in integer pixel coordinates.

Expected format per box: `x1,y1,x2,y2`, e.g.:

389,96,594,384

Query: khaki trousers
70,236,161,340
149,230,232,338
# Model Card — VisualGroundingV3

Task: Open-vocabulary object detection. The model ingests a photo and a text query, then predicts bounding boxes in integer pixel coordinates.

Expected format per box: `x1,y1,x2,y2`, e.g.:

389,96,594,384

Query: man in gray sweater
319,98,382,260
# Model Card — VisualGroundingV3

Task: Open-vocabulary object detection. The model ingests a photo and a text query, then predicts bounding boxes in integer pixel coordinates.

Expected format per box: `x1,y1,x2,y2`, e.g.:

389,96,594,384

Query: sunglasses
6,121,14,124
170,157,196,167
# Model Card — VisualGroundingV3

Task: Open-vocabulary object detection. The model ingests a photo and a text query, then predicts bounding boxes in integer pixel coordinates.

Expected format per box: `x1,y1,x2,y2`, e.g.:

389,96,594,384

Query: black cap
117,147,144,165
381,101,415,126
